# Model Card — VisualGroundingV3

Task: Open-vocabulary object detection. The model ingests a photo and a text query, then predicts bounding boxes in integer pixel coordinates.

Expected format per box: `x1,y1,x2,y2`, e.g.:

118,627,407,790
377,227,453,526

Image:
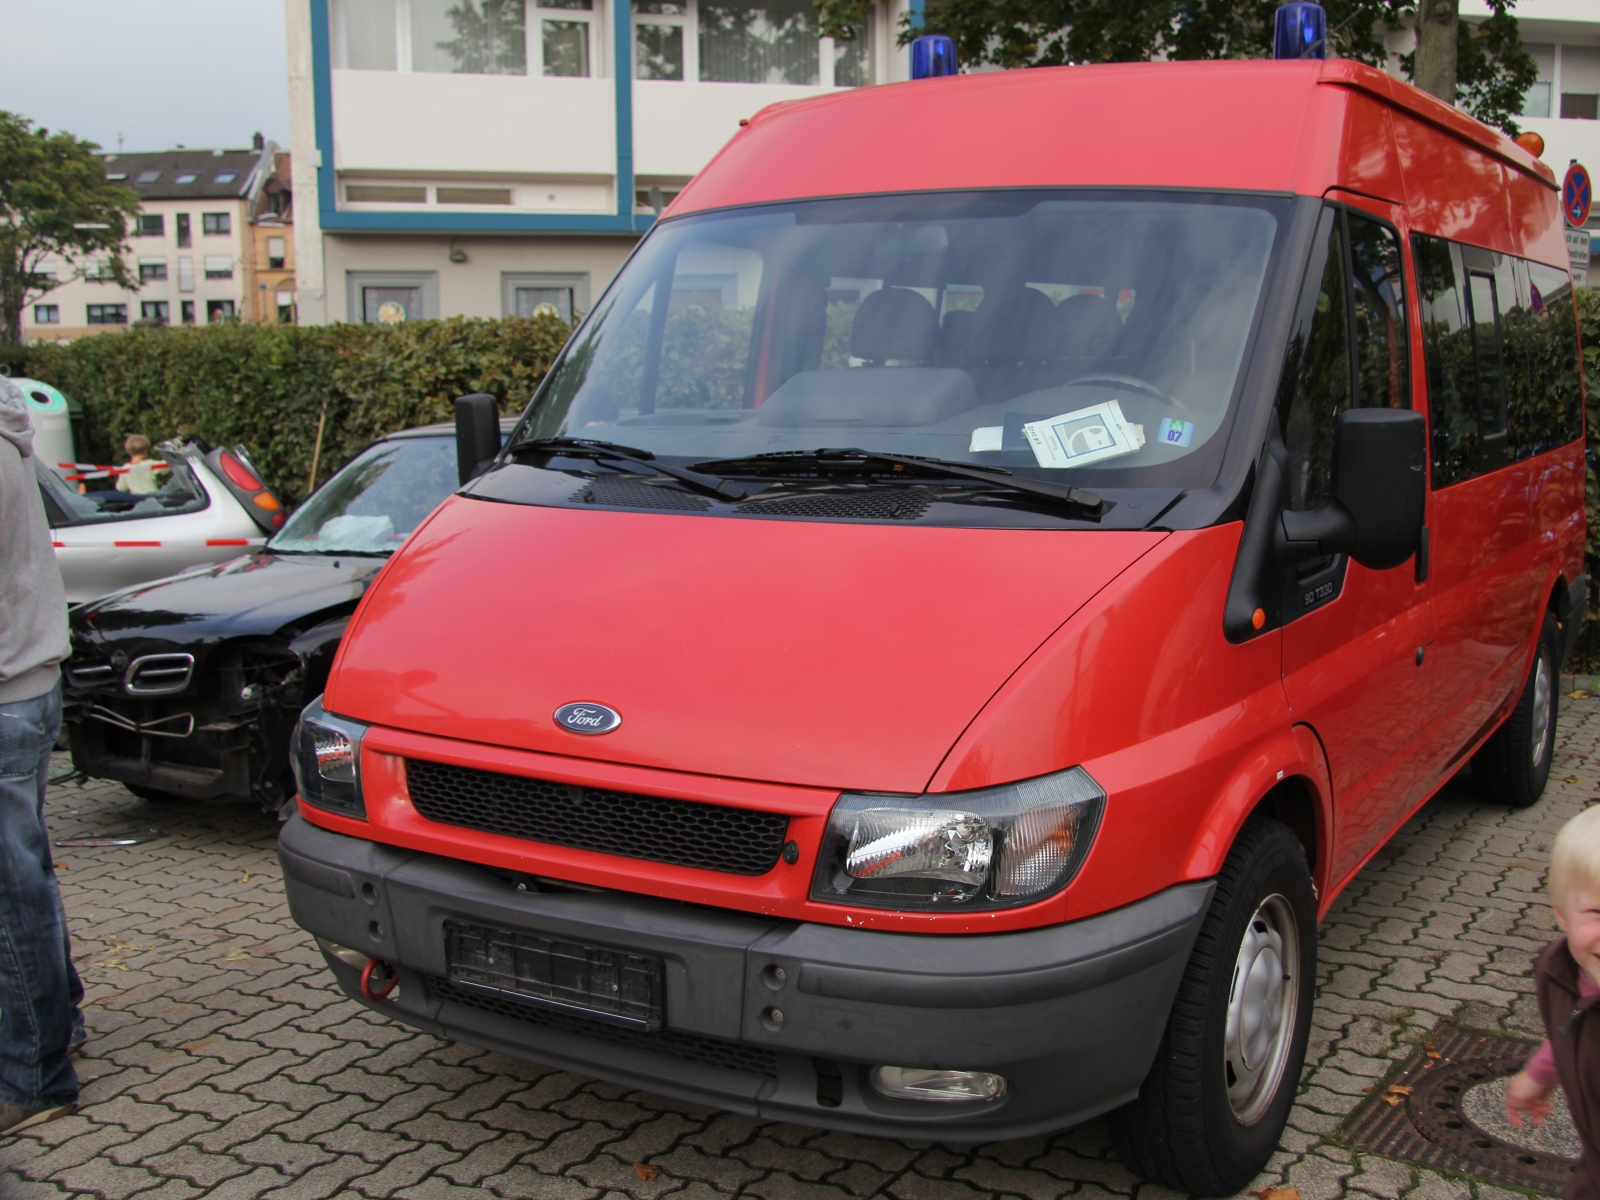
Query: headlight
291,696,369,818
811,767,1104,910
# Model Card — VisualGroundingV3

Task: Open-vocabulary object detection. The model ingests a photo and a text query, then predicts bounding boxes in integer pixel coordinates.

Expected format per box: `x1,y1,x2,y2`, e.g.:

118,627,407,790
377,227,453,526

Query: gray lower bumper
278,814,1212,1142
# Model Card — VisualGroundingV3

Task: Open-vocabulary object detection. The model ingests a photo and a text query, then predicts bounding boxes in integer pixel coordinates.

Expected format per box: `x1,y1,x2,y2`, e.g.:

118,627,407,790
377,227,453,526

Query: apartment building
22,140,281,342
249,151,298,324
286,0,914,325
287,0,1597,329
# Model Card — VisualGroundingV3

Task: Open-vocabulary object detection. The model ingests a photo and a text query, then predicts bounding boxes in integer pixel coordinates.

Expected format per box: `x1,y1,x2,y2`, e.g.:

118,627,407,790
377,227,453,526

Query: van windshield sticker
1157,418,1195,448
1024,401,1144,468
969,426,1004,453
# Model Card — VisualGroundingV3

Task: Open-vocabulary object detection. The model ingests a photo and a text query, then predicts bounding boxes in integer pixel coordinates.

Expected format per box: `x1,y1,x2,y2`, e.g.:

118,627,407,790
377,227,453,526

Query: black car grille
405,758,789,876
426,974,779,1080
737,487,936,521
571,476,712,512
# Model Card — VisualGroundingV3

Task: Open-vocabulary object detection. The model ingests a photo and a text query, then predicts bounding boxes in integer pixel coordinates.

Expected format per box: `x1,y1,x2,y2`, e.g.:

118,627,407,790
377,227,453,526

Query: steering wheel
1063,374,1193,412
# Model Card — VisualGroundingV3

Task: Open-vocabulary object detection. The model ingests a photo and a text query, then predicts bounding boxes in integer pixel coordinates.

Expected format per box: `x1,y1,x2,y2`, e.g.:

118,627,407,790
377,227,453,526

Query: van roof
670,58,1554,218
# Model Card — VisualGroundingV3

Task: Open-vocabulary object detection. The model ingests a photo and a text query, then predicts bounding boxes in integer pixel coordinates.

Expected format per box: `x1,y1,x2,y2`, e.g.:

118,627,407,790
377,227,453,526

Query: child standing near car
1505,806,1600,1198
115,434,163,494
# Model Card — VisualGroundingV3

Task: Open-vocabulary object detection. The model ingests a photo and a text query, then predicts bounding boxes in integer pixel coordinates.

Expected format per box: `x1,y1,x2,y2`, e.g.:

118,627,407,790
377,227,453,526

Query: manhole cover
1344,1025,1579,1194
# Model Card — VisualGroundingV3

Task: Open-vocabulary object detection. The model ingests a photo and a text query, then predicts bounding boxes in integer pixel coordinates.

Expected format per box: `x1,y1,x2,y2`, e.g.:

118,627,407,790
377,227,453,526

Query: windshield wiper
512,437,747,501
692,448,1104,515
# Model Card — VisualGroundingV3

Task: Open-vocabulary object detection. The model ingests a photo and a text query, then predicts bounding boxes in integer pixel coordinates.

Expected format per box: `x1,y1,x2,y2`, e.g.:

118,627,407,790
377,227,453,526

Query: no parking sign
1566,162,1592,227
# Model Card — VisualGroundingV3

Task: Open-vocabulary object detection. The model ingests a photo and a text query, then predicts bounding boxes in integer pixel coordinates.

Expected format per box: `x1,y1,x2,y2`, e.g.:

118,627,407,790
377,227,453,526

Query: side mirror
1277,408,1425,571
453,393,500,485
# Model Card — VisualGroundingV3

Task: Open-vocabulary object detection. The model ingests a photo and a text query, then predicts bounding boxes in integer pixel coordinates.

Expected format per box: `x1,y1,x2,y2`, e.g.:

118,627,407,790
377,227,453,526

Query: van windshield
514,190,1285,490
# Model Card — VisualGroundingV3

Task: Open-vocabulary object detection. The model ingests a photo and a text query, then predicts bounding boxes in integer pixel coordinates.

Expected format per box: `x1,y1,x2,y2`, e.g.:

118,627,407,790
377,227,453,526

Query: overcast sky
0,0,290,154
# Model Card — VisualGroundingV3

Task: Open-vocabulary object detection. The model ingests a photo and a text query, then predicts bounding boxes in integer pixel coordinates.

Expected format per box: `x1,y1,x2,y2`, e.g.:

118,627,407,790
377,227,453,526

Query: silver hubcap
1531,654,1552,769
1224,894,1299,1126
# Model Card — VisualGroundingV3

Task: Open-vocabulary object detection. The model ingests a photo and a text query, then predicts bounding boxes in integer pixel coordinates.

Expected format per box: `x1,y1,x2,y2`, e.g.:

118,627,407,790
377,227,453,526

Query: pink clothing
1528,968,1600,1086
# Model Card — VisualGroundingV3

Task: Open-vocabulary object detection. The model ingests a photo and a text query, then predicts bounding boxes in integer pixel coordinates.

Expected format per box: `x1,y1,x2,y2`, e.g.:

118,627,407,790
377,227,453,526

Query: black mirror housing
1277,408,1425,572
454,393,500,485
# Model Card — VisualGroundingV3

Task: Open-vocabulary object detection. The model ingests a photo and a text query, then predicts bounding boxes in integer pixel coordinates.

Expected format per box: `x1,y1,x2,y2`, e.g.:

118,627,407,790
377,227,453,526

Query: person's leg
0,683,79,1110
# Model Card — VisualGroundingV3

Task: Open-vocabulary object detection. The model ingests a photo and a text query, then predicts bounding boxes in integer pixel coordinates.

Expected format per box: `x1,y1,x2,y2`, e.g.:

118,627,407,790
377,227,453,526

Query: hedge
0,314,571,506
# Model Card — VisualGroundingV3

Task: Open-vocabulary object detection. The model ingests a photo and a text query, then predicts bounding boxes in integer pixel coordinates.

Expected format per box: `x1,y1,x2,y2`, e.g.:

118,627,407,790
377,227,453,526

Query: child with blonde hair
1506,805,1600,1198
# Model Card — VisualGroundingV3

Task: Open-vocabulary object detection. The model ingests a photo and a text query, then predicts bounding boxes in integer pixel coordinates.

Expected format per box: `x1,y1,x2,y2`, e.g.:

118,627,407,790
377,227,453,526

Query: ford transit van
279,54,1587,1193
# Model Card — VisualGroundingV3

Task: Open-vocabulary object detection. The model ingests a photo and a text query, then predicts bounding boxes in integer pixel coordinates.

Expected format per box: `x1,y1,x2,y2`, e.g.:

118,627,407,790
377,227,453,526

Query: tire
1109,817,1317,1196
1473,611,1559,809
125,783,187,804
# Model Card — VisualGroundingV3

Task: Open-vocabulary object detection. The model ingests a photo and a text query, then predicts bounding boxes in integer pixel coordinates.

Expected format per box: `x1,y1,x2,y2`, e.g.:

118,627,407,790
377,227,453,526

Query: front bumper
279,813,1212,1141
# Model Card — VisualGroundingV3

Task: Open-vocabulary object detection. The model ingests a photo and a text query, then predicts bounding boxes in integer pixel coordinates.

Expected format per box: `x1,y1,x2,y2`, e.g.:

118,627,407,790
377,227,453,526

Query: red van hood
327,496,1163,792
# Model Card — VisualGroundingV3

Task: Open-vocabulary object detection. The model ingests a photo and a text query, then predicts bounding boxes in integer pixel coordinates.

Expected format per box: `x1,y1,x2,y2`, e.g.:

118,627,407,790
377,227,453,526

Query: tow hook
360,957,399,1001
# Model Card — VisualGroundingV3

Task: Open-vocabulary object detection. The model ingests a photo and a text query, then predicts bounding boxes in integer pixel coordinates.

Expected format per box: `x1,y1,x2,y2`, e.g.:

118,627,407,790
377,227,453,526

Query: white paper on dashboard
1023,400,1143,468
968,426,1003,452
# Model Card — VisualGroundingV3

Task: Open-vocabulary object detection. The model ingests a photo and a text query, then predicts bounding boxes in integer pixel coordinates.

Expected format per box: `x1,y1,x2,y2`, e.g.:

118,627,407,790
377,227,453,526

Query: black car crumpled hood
71,553,384,661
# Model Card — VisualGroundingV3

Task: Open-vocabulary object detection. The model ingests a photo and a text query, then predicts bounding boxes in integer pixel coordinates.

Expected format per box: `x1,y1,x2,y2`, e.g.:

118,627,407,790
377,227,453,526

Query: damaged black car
63,421,495,814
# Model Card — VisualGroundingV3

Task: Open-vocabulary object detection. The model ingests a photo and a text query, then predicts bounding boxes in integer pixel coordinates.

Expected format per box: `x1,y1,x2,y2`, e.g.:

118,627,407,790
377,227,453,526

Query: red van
279,53,1587,1194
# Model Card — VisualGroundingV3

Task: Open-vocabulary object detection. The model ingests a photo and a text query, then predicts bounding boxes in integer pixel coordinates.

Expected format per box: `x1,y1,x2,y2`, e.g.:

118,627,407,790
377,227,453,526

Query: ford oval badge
554,702,622,735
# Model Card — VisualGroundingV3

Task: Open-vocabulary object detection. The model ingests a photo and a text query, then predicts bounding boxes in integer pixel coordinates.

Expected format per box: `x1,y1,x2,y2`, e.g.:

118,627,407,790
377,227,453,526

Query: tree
1400,0,1536,134
0,112,140,344
813,0,1537,136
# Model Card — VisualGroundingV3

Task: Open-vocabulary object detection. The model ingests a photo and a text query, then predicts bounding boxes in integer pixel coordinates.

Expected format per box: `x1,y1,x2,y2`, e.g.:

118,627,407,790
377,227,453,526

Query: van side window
1413,235,1478,486
1348,214,1409,410
1464,248,1510,470
1277,207,1408,513
1523,260,1586,453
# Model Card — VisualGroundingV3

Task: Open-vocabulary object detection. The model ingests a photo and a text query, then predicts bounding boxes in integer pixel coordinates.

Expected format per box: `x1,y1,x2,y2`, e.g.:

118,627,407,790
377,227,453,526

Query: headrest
850,287,939,364
973,287,1059,362
1057,294,1123,357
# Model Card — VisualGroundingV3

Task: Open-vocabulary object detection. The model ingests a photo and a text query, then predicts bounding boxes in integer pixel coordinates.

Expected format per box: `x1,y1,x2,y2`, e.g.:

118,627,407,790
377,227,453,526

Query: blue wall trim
309,0,648,238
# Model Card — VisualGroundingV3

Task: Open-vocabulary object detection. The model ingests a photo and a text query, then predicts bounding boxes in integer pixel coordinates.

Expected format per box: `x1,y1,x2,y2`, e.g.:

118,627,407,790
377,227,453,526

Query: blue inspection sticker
1157,418,1194,448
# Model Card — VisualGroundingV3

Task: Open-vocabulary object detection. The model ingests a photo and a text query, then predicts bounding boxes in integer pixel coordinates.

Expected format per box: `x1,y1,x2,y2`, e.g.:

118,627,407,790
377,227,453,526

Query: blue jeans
0,682,82,1108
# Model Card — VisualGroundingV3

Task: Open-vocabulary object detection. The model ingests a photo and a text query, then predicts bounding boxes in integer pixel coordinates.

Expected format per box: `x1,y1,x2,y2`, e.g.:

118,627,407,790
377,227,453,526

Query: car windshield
37,445,208,524
513,189,1286,488
270,436,457,554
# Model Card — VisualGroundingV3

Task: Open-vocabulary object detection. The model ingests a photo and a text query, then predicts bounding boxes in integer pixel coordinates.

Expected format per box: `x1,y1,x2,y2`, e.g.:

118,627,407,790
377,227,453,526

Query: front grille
405,758,789,876
124,653,196,696
426,974,779,1080
65,662,116,689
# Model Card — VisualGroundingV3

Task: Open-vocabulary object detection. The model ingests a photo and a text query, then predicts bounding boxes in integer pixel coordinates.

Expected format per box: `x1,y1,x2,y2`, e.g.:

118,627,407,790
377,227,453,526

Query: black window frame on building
33,304,59,325
206,299,236,324
201,212,231,236
136,213,165,237
139,260,168,283
140,300,170,324
176,213,192,248
1413,232,1583,489
86,304,128,326
180,300,196,326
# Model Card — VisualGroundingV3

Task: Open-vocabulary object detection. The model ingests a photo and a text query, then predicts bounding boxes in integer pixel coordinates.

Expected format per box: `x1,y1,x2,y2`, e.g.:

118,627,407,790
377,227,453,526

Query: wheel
1473,611,1559,809
125,783,187,804
1109,817,1317,1196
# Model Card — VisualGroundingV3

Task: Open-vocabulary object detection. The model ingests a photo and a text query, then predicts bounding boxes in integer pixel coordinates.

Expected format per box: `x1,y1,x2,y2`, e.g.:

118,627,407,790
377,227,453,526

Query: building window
84,260,116,283
206,300,237,323
175,172,198,184
412,0,528,75
181,300,196,325
1563,44,1600,120
33,304,59,325
335,0,399,69
140,301,170,324
214,172,238,184
536,0,594,76
136,213,165,237
87,304,128,325
267,237,286,269
139,258,168,282
346,184,428,204
204,255,235,279
202,212,231,236
176,213,192,247
502,271,589,322
277,290,296,323
436,186,514,204
634,0,869,85
178,256,195,292
348,271,439,323
136,169,161,183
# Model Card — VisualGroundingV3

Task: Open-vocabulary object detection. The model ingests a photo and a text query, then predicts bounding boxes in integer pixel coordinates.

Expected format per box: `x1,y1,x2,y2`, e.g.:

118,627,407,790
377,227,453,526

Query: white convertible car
36,440,283,604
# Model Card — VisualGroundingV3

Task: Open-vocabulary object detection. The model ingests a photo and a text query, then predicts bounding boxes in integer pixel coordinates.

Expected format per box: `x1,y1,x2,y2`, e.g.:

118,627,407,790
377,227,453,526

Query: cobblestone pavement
5,695,1600,1200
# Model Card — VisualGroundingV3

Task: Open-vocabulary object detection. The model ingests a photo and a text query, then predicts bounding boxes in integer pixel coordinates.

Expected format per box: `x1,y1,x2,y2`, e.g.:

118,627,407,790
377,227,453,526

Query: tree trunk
1414,0,1459,105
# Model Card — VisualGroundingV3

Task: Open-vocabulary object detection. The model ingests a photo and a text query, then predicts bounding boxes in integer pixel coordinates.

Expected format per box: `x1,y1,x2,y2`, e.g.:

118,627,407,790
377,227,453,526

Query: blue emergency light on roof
910,34,958,79
1273,2,1327,60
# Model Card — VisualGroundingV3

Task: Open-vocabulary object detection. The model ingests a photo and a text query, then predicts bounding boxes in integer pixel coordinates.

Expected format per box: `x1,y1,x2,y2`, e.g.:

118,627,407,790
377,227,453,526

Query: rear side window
1413,233,1581,488
36,451,209,526
1276,206,1409,513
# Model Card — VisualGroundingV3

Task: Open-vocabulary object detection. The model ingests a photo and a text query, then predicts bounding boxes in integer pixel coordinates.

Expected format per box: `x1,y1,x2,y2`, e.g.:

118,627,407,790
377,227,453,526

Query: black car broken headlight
811,767,1105,910
291,696,368,819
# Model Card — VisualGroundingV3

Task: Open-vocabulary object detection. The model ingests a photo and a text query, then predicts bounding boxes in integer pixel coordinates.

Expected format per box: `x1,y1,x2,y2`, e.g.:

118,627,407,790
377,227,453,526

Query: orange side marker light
1252,608,1266,630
